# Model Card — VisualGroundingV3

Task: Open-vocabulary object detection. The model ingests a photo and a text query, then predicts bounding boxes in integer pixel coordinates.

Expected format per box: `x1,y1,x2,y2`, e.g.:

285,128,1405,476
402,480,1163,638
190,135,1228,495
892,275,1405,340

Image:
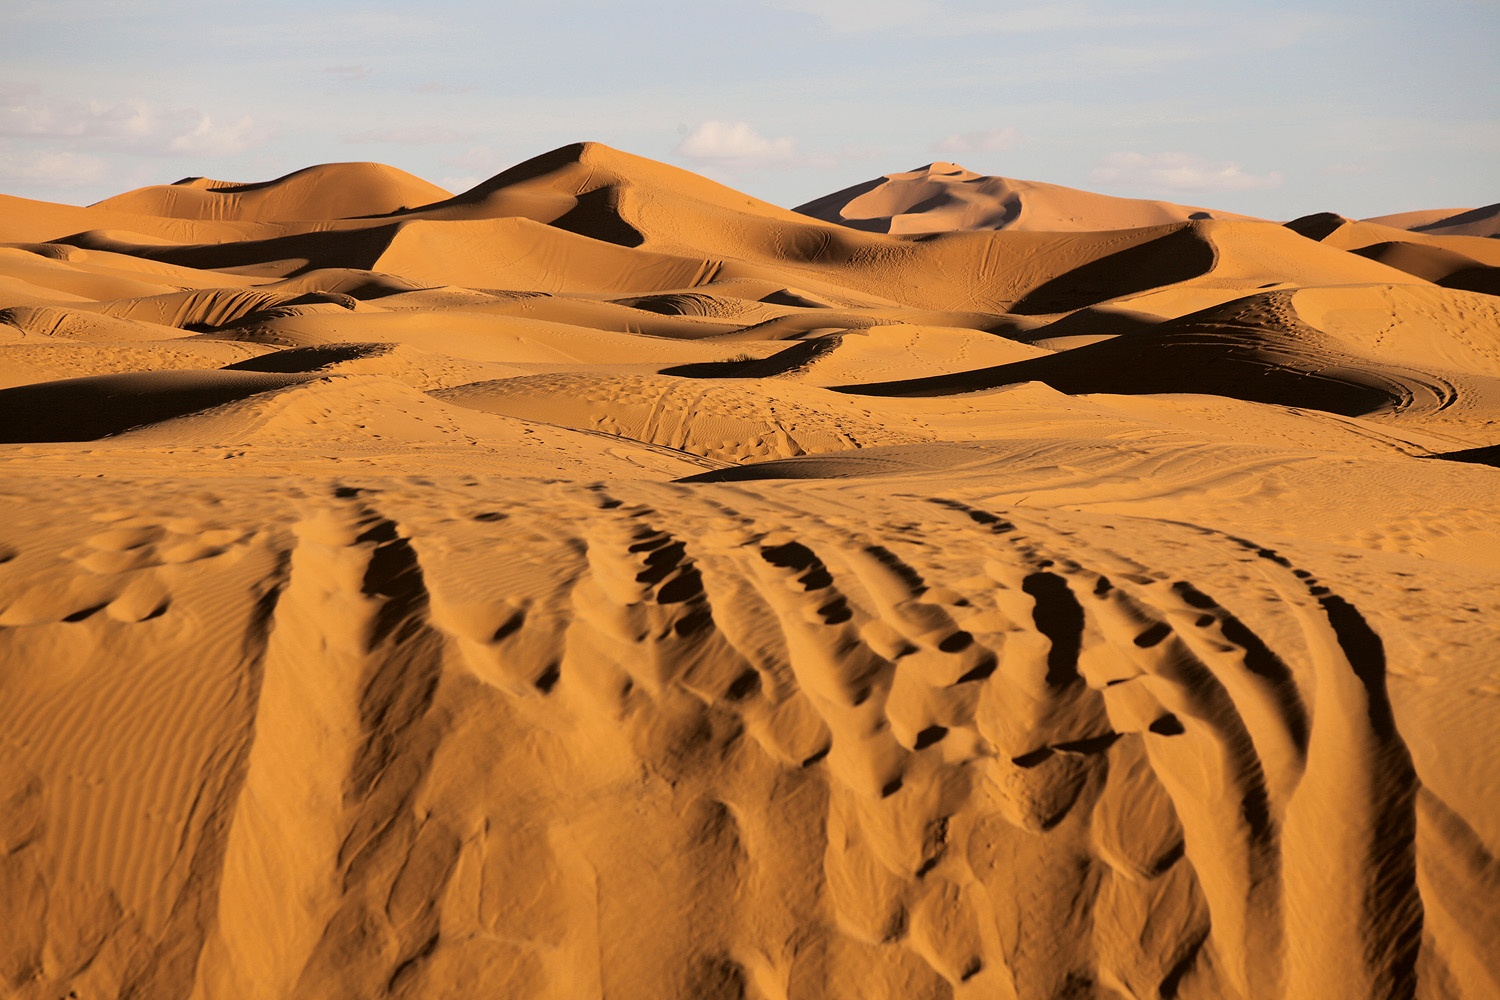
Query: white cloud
675,121,799,170
345,126,467,145
0,149,108,187
933,127,1023,155
1089,151,1283,193
169,116,271,157
1320,163,1371,177
0,93,155,139
0,89,270,158
673,124,885,175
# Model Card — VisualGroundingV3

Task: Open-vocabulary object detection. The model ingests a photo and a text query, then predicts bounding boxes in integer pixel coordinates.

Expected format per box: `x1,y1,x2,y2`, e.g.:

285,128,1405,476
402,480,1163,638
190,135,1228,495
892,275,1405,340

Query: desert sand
1,142,1497,1000
793,162,1258,234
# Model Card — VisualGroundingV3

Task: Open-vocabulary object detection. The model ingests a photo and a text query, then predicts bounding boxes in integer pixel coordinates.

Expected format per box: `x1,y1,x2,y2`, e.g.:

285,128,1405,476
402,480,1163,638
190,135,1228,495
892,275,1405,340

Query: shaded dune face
835,289,1497,417
1,142,1498,1000
793,162,1259,235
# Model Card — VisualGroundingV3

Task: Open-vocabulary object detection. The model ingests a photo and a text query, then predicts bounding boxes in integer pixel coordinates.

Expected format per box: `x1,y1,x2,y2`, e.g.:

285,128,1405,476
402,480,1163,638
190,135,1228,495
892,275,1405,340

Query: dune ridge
91,163,454,223
1364,202,1500,239
0,142,1497,1000
794,162,1259,235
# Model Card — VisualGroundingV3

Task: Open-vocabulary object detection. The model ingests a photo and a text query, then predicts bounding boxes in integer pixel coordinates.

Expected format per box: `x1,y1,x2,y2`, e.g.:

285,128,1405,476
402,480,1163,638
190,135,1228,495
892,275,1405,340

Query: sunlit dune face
1,144,1498,1000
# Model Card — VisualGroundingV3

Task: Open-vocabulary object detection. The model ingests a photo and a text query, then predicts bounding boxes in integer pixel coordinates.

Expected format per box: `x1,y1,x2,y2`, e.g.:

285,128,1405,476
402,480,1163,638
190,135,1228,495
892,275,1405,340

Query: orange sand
1,143,1497,1000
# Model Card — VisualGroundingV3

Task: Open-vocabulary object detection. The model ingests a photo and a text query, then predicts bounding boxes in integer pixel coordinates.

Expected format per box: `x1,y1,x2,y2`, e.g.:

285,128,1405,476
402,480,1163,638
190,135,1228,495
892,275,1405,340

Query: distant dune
1,143,1497,1000
1365,202,1500,238
794,161,1260,234
91,162,454,222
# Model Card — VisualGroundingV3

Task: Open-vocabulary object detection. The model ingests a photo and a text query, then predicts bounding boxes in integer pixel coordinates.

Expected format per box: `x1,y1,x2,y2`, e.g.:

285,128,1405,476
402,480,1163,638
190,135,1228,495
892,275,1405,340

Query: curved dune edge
1,143,1498,1000
793,161,1261,234
91,163,454,223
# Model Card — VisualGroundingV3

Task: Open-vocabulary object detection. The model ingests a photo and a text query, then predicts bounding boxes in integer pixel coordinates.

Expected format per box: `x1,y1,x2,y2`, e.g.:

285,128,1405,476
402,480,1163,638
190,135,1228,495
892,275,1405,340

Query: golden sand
1,144,1497,999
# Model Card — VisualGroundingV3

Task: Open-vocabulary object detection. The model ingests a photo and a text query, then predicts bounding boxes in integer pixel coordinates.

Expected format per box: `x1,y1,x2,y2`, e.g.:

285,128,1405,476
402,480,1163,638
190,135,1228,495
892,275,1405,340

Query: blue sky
3,0,1496,219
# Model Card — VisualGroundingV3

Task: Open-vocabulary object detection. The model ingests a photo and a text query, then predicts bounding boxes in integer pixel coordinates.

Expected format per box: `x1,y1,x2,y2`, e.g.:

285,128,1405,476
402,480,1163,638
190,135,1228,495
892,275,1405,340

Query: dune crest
794,161,1259,234
1365,202,1500,239
1,142,1497,1000
92,162,454,223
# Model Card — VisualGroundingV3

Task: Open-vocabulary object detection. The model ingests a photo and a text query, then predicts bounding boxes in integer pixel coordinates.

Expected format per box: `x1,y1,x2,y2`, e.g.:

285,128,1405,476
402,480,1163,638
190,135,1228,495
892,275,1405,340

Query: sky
2,0,1496,220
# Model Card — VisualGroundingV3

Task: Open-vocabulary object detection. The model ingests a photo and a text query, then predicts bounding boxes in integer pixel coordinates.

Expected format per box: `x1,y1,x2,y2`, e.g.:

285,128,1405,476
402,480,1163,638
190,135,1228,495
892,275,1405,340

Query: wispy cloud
1,91,159,140
676,121,800,170
168,116,271,157
0,148,108,187
0,89,271,157
1089,151,1283,194
674,121,885,175
933,127,1023,155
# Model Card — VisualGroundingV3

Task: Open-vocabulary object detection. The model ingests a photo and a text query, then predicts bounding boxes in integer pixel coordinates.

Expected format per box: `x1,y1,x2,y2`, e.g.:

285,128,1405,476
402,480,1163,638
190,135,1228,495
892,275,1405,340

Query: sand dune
1287,212,1500,296
794,162,1259,234
409,142,821,248
1,143,1497,1000
91,163,454,223
1366,202,1500,239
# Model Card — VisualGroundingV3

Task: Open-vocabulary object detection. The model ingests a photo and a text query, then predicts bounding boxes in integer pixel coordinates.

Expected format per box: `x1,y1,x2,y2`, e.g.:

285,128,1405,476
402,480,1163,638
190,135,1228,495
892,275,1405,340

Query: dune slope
1,144,1498,1000
91,163,454,223
794,162,1260,234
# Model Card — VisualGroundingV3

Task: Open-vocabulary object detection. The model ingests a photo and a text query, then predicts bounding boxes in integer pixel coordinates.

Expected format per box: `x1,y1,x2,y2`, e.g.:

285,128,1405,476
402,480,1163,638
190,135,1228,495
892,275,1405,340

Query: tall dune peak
796,163,1260,235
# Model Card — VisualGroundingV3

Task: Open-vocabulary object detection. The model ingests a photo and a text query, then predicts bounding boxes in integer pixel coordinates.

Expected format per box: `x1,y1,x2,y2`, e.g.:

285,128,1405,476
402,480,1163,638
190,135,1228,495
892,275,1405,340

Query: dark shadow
1021,572,1083,687
548,186,644,248
1283,212,1350,241
55,223,403,277
420,142,598,209
224,343,394,374
1018,306,1162,344
1411,201,1500,234
1425,443,1500,468
1350,241,1483,283
0,370,310,443
833,324,1398,416
662,338,839,379
1439,266,1500,297
759,288,831,308
791,176,892,231
1010,226,1215,315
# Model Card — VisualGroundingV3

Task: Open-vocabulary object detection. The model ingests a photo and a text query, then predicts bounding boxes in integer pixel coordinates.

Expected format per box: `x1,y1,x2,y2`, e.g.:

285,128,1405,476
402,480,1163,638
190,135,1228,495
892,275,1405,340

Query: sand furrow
3,142,1497,998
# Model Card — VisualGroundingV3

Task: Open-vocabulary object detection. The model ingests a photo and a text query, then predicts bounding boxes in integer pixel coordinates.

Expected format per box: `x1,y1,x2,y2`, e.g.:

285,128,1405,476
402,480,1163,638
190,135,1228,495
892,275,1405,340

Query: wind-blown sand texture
1,142,1498,1000
793,162,1258,235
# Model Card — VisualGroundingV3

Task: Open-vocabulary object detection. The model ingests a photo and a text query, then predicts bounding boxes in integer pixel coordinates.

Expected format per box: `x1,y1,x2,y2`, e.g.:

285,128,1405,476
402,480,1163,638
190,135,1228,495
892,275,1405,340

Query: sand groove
1,142,1497,998
3,474,1492,997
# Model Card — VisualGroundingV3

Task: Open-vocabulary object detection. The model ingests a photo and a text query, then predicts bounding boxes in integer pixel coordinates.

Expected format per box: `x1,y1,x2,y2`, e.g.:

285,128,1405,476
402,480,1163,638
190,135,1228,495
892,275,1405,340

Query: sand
794,162,1259,235
1,142,1497,1000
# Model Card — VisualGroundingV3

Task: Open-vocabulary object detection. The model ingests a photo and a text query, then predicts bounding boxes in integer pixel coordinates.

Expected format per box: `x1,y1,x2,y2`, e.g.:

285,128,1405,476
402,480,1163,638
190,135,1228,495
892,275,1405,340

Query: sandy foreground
1,144,1498,1000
